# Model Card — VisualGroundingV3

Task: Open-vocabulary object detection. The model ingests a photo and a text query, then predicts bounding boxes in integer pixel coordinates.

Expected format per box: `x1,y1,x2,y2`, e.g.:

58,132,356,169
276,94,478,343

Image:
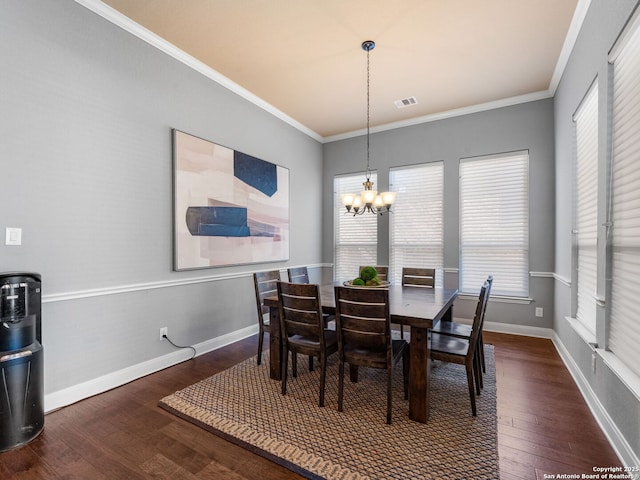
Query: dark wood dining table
263,282,458,423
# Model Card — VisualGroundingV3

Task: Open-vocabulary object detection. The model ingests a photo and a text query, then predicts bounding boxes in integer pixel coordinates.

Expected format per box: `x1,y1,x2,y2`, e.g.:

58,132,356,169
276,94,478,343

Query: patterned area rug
159,346,499,480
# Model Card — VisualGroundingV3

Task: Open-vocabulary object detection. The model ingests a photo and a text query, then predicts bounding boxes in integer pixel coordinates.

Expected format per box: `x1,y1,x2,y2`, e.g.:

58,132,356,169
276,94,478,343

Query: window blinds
459,152,529,297
334,173,378,282
389,162,444,285
574,82,599,335
609,13,640,378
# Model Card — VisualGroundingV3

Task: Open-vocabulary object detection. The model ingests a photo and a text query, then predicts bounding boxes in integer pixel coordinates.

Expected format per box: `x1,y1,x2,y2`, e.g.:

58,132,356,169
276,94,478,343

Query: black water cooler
0,272,44,452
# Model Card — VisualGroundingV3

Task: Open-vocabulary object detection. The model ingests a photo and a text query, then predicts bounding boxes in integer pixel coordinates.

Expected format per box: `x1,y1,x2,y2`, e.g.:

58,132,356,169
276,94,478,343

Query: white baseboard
453,318,554,338
552,333,640,476
44,324,259,413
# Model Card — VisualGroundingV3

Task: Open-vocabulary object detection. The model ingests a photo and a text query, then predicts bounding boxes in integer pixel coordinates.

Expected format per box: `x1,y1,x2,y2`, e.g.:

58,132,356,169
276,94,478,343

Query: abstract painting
173,130,289,270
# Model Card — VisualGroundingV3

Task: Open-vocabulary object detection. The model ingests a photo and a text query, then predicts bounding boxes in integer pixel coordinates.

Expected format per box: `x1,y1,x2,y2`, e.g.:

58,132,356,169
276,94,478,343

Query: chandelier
341,40,396,216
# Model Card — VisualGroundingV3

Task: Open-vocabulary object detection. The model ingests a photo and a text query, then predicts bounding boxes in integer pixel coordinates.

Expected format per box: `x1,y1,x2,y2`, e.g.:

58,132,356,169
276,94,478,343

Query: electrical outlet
535,307,543,317
159,327,168,340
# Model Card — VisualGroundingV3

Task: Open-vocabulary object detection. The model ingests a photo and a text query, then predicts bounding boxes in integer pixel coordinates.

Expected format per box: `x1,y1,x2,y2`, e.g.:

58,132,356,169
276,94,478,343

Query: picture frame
172,129,290,270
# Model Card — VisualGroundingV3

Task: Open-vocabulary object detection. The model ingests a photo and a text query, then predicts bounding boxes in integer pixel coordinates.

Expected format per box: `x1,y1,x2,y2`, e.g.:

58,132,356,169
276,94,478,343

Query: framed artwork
172,129,290,270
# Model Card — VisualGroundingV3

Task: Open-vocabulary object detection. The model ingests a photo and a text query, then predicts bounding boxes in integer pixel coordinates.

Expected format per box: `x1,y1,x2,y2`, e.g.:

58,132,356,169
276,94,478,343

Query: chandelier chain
366,46,371,178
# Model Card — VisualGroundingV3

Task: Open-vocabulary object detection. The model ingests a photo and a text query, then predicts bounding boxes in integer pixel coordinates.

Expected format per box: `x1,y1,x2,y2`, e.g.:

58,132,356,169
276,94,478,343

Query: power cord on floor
162,334,197,360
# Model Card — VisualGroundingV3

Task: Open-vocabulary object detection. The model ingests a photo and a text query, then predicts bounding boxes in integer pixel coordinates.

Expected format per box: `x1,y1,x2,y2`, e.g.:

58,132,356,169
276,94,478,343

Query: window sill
566,316,640,402
565,316,597,346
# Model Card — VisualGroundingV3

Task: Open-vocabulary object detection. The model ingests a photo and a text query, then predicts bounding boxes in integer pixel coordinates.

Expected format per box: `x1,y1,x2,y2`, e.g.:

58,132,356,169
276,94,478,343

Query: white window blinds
334,173,378,282
389,162,444,285
609,12,640,378
459,152,529,297
574,82,599,336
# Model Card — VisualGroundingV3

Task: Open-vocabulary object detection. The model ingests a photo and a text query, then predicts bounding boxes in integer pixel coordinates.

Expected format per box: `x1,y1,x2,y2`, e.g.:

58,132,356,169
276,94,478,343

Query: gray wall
0,1,323,401
323,100,556,328
553,0,640,462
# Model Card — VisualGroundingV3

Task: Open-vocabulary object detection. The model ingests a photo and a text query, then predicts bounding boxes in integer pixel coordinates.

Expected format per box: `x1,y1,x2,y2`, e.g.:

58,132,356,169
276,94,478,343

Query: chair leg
400,324,404,339
318,353,326,407
402,348,409,400
386,366,393,425
479,333,486,373
292,352,298,377
338,360,345,413
309,355,314,372
257,329,264,365
475,342,483,390
281,348,288,395
466,362,477,416
473,353,481,396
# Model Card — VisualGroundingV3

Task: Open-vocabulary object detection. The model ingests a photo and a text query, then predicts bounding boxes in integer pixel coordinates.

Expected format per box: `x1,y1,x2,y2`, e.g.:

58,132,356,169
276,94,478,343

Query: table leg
408,326,430,423
441,302,453,323
268,305,281,380
349,364,358,382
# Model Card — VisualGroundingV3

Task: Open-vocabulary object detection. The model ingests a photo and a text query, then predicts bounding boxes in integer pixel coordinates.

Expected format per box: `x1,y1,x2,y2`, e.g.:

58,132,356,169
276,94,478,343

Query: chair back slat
401,267,435,288
287,266,310,284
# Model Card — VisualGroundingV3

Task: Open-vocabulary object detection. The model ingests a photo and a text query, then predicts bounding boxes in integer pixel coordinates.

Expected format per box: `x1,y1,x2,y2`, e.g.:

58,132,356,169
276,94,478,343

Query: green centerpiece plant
352,266,382,286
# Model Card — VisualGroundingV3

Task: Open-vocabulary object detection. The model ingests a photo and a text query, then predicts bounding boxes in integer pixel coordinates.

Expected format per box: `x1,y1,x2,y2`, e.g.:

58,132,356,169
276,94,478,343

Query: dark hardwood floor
0,332,621,479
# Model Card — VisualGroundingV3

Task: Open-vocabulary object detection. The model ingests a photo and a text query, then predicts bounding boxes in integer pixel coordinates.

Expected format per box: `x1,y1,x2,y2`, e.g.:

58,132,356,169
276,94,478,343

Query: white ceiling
94,0,583,140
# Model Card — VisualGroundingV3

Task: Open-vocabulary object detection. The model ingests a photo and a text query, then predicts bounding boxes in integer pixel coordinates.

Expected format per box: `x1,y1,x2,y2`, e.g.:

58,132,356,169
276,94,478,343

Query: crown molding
323,90,554,143
549,0,592,94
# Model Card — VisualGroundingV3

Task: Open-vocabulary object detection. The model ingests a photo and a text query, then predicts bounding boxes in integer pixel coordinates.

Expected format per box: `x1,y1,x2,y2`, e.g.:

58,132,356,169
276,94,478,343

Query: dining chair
334,286,409,424
288,266,334,349
278,281,338,407
430,279,489,416
401,267,435,288
431,275,493,380
359,265,388,281
287,266,310,284
253,270,281,366
398,267,436,339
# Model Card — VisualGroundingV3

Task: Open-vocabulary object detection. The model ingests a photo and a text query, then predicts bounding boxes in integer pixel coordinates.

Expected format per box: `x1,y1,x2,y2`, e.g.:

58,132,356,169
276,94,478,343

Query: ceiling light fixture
341,40,396,216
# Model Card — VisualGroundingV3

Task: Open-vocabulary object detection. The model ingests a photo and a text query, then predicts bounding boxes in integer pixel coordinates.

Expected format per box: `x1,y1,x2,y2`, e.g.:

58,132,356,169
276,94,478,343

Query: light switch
5,227,22,246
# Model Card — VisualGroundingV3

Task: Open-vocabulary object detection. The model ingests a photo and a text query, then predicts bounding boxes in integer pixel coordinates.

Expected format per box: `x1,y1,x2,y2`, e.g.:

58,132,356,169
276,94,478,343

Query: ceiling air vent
394,96,418,109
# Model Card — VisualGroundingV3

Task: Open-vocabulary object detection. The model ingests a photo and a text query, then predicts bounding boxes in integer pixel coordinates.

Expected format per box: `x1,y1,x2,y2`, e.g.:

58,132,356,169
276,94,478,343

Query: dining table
263,282,458,423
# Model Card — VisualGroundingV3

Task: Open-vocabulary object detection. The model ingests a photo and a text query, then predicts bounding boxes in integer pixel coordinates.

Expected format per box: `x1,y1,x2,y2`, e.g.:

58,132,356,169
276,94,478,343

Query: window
459,152,529,297
608,12,640,378
573,81,599,336
389,162,444,285
334,173,377,281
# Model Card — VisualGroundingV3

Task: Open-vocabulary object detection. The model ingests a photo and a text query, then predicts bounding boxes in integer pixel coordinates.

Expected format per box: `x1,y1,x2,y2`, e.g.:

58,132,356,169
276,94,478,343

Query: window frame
572,79,599,337
459,151,530,298
389,161,444,286
605,7,640,380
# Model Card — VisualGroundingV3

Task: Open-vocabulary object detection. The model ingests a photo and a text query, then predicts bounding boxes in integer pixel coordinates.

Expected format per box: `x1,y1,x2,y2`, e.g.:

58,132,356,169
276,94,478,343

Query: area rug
159,346,499,480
